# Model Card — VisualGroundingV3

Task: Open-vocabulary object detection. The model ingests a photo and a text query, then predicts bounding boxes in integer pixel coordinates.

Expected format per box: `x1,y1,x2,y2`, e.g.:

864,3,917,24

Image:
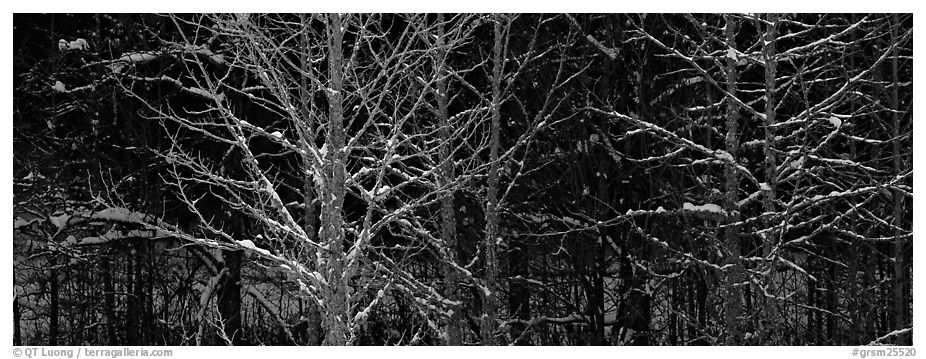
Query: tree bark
102,257,117,345
433,13,464,346
218,249,243,345
48,263,59,345
14,295,22,346
759,12,780,342
722,14,744,345
299,13,319,245
889,13,909,346
320,13,349,346
125,254,138,345
481,13,505,346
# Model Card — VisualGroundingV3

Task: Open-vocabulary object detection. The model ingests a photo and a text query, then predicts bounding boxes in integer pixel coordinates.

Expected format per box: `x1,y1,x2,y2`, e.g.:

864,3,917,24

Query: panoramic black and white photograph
12,13,912,346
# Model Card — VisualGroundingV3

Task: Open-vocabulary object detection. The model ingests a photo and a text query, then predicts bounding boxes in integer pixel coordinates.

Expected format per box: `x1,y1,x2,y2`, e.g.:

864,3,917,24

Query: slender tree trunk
481,13,504,346
846,20,861,343
133,248,145,344
298,13,319,246
827,245,838,343
588,155,609,345
864,252,876,340
668,283,678,345
320,13,349,346
125,255,138,345
14,296,22,346
889,13,909,346
48,260,59,345
434,13,463,346
294,21,321,344
807,273,816,345
721,14,744,345
143,245,155,344
590,258,605,345
46,14,60,347
102,257,117,345
759,12,780,342
218,249,243,345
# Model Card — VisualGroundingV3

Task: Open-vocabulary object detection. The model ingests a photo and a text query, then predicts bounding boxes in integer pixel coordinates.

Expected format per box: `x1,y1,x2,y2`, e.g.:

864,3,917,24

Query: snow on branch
868,327,912,345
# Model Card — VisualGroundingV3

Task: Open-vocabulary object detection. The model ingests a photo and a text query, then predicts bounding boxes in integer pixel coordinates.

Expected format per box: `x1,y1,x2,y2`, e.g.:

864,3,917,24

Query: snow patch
59,38,89,51
826,116,842,128
74,228,170,246
14,217,42,229
726,48,737,59
51,81,67,92
374,185,390,200
92,207,148,223
682,202,726,215
49,213,71,229
237,239,270,256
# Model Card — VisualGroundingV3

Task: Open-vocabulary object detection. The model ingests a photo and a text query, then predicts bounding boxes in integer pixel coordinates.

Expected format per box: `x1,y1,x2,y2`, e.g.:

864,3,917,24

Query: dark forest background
13,13,912,346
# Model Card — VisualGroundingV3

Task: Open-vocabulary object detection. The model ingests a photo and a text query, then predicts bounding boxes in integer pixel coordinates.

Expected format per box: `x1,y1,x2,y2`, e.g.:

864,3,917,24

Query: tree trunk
102,257,117,345
133,248,145,344
218,249,243,345
827,247,838,343
759,12,780,342
721,14,744,345
481,14,505,346
298,12,319,245
320,13,349,346
48,264,59,345
125,255,138,345
14,296,22,346
433,13,463,346
621,252,651,345
889,13,909,346
846,20,861,343
807,273,816,345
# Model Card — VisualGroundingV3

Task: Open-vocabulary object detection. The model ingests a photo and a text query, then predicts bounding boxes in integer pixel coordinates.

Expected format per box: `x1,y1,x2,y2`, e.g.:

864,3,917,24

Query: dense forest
13,13,912,346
